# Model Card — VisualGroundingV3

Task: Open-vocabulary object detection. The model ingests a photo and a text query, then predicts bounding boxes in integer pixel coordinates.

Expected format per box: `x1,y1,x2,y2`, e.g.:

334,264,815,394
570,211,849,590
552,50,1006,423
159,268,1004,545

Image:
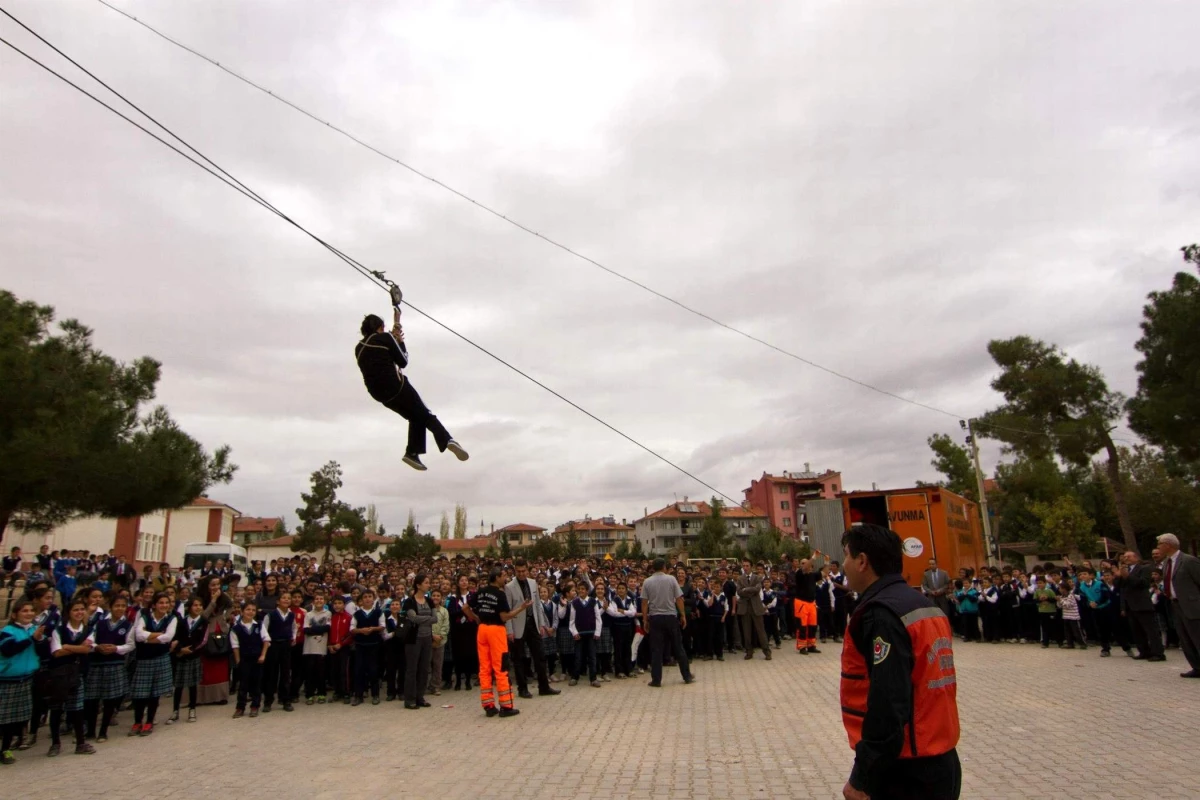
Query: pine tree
292,461,368,564
499,531,511,559
439,511,450,540
693,498,732,558
453,503,467,539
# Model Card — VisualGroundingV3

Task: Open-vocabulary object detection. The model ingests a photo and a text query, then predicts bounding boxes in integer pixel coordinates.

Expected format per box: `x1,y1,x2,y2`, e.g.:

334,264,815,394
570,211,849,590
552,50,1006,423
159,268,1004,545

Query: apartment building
632,500,768,554
742,465,841,538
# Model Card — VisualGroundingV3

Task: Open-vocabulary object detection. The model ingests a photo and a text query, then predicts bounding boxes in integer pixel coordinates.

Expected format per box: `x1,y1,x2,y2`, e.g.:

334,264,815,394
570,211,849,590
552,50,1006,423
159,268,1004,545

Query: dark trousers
648,614,691,684
381,380,451,457
404,637,432,704
354,644,381,698
384,640,406,698
959,612,979,641
236,660,262,710
303,654,326,698
1039,613,1062,646
262,641,292,705
572,635,597,682
1128,610,1164,658
817,607,834,640
512,620,552,693
709,617,725,658
691,616,709,658
328,647,351,697
739,613,770,655
611,623,634,676
765,613,781,645
289,643,305,700
724,611,741,650
980,609,1000,642
1173,600,1200,672
870,749,961,800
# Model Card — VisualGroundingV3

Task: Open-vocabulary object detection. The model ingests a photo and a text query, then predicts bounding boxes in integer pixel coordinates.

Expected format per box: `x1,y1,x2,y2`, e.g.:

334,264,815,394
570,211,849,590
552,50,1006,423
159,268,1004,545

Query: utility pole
963,419,998,567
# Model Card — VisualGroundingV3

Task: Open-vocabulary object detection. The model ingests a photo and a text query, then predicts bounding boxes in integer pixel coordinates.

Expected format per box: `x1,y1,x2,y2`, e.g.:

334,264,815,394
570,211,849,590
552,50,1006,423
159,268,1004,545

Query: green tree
1029,494,1096,554
0,291,235,541
483,542,498,560
1116,445,1200,553
527,535,564,560
271,519,288,538
1129,244,1200,477
439,511,450,540
746,526,783,564
384,516,440,560
453,503,467,539
923,433,977,500
499,531,511,559
365,504,379,536
628,538,646,560
977,336,1137,551
990,455,1068,543
613,539,630,560
293,461,368,563
692,498,733,558
564,524,583,558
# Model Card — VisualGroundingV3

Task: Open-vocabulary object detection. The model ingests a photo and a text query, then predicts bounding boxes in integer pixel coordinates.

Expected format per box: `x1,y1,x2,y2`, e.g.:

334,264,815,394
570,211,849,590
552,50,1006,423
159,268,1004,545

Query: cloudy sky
3,0,1198,536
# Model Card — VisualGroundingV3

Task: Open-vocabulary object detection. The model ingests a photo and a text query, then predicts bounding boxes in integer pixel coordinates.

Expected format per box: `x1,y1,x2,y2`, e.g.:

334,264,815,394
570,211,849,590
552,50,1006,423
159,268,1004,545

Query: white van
182,542,249,581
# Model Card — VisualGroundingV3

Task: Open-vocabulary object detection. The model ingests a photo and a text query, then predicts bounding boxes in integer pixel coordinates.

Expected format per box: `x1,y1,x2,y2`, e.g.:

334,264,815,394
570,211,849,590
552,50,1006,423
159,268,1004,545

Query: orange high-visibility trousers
793,599,817,649
477,624,513,710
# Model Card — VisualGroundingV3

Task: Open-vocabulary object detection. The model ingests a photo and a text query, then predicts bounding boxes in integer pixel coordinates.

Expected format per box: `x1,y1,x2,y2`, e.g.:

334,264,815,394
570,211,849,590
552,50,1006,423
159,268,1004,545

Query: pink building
743,465,841,538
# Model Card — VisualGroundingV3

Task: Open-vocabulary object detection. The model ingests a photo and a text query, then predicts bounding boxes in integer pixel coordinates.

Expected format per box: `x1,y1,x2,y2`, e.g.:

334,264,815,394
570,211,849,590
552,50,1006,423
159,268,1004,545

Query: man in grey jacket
736,559,772,660
505,558,560,698
1157,533,1200,678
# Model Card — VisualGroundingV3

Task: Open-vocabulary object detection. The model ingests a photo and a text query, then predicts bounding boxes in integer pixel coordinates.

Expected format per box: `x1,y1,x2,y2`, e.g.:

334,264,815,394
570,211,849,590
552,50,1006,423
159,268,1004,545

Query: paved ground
4,642,1197,799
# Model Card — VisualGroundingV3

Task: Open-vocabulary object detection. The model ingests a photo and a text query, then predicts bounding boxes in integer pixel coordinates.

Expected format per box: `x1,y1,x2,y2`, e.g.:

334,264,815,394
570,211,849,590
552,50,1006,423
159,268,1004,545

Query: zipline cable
0,16,750,508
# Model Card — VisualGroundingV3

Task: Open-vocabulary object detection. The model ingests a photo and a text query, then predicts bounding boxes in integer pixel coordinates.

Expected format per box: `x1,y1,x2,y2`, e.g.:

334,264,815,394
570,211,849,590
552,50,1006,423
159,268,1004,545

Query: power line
0,14,747,509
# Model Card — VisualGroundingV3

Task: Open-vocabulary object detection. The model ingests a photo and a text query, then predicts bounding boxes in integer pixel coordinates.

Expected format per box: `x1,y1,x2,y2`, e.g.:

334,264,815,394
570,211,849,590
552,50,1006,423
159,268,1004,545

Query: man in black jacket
1121,551,1165,661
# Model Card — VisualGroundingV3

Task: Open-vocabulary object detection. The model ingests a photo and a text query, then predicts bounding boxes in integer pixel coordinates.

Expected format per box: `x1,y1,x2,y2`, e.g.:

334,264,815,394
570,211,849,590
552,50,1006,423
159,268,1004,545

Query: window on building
832,484,838,492
782,518,792,528
776,484,787,493
136,530,163,562
781,500,790,510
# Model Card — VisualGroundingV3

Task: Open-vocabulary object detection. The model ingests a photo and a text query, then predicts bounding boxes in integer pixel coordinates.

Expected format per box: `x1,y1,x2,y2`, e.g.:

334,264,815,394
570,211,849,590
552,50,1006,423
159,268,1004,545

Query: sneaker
232,709,244,719
385,694,396,702
139,724,153,737
166,711,179,725
17,734,36,750
683,675,696,684
371,697,380,706
306,697,315,705
568,679,578,686
319,694,328,704
351,698,361,707
647,680,662,688
446,440,469,461
0,750,15,765
249,707,259,718
342,696,351,705
498,706,520,718
539,687,561,696
127,725,141,737
403,454,427,471
74,743,96,755
47,743,61,757
96,735,108,743
1100,650,1111,657
484,705,499,718
600,674,611,682
262,704,273,713
187,709,197,723
283,703,295,712
590,680,602,688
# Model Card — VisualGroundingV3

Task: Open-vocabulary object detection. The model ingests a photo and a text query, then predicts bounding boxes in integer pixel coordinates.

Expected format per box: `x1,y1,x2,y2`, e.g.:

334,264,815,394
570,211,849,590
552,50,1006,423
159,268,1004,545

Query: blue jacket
955,588,980,614
0,623,40,680
1075,580,1111,610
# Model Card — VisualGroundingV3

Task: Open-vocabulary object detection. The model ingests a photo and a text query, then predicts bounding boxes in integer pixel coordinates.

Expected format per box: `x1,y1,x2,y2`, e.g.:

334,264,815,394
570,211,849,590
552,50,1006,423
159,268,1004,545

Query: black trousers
236,661,262,710
739,613,770,655
868,749,961,800
724,611,741,650
384,640,406,697
304,654,326,698
262,641,292,705
611,622,634,676
380,380,451,457
1128,610,1164,658
404,637,432,705
511,619,552,693
648,615,691,684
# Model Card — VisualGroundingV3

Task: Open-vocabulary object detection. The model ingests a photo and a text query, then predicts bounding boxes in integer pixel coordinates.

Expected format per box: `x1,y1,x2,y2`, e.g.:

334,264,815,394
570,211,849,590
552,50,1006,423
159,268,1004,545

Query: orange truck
805,487,986,587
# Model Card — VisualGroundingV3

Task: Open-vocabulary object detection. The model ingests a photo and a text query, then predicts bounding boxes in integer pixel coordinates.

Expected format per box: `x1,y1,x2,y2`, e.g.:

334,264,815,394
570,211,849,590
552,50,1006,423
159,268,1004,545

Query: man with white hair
1156,533,1200,679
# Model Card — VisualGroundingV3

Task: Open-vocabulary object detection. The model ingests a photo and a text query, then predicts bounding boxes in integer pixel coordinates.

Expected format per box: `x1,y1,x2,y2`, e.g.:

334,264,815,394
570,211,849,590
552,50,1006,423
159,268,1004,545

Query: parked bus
182,542,249,581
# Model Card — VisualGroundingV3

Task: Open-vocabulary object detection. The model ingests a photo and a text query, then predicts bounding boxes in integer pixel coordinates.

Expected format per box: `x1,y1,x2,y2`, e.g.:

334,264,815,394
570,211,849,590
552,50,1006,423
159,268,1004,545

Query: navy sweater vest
572,598,598,634
233,622,265,661
135,612,172,660
92,619,132,665
266,610,294,643
354,607,384,645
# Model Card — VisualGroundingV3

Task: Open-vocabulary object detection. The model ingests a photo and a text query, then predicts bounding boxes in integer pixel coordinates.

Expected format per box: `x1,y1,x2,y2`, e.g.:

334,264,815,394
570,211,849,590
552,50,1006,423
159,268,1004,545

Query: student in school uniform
383,598,408,702
606,582,638,678
707,585,727,661
261,590,296,713
288,593,307,704
21,586,61,751
84,595,134,742
230,601,269,717
593,578,615,682
538,585,559,683
447,576,478,691
302,591,331,705
129,592,177,736
0,600,42,765
569,584,603,688
47,598,97,756
979,577,1001,643
168,597,207,724
350,588,386,705
326,595,353,703
428,588,450,698
554,583,577,682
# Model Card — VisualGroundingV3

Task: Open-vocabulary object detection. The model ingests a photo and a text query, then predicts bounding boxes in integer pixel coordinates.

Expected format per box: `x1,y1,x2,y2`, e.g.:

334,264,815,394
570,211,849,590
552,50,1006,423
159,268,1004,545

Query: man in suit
735,559,772,660
1121,551,1166,661
504,558,560,699
922,559,953,618
1157,533,1200,678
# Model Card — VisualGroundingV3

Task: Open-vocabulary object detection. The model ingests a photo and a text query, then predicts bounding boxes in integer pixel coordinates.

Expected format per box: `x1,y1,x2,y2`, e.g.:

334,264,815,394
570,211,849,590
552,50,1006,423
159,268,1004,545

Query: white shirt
133,612,178,645
1166,551,1183,598
230,618,269,649
50,621,95,654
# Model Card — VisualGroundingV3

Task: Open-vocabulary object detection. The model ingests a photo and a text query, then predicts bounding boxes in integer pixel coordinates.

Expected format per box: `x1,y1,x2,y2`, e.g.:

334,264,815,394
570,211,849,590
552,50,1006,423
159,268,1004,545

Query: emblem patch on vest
872,636,891,665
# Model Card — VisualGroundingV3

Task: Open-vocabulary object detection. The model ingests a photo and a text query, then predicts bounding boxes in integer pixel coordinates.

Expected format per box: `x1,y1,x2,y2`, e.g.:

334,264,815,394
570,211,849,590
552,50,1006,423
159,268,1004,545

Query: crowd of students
0,544,1181,767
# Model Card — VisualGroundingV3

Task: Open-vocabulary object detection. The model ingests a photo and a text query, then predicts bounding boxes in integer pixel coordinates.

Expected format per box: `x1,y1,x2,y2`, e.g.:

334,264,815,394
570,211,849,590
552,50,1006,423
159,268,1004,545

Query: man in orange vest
839,524,961,800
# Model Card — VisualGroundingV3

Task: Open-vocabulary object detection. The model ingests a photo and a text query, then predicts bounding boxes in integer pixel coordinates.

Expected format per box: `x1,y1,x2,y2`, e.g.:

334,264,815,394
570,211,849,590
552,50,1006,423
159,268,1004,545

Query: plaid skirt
86,662,129,701
174,657,202,688
131,654,173,699
64,679,84,712
0,678,33,725
541,633,557,657
556,626,574,655
597,625,613,655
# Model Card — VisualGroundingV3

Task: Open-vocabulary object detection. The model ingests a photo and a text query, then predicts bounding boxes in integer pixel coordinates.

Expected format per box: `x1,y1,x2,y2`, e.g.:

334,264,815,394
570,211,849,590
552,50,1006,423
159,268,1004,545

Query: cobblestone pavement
3,642,1197,799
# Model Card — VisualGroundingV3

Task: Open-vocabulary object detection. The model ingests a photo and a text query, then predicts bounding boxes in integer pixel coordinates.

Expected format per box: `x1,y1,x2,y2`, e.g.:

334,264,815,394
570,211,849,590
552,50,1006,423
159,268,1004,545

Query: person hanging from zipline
355,301,468,471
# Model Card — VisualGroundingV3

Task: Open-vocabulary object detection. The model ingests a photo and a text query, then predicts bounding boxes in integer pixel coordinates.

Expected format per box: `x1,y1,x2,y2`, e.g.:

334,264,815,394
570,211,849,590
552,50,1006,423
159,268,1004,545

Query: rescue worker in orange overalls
470,568,530,718
838,524,962,800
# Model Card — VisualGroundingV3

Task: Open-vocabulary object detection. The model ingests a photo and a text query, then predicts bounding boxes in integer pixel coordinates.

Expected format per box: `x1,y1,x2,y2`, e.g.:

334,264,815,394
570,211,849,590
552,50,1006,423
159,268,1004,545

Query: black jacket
355,331,409,402
1121,565,1154,613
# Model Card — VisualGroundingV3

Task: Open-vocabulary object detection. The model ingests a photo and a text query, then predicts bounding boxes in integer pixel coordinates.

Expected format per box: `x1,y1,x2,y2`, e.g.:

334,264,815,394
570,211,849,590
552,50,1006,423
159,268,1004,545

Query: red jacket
290,606,307,646
328,611,353,648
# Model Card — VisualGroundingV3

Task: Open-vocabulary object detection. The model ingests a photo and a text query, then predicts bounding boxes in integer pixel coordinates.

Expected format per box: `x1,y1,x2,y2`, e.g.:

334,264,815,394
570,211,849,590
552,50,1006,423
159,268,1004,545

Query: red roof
185,497,241,513
438,537,495,551
234,517,282,533
553,519,633,534
494,523,546,533
250,533,393,549
636,501,766,523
